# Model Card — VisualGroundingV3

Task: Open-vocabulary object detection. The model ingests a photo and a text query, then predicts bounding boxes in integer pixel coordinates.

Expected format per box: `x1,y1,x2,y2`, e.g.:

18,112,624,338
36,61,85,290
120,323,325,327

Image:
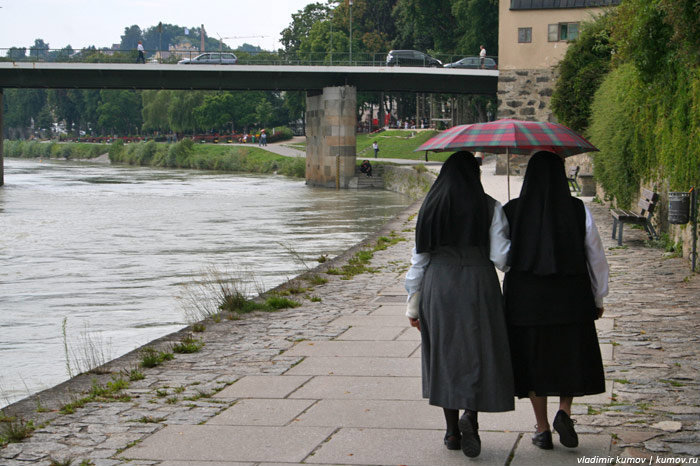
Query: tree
451,0,499,56
280,2,331,54
3,89,47,136
29,39,50,61
551,13,614,133
120,25,144,53
142,90,173,132
193,92,237,131
255,99,275,128
168,91,205,134
96,90,142,134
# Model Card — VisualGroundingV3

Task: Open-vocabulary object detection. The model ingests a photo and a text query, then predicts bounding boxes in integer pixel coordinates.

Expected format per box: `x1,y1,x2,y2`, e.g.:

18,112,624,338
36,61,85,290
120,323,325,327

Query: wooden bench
611,189,659,245
567,166,580,193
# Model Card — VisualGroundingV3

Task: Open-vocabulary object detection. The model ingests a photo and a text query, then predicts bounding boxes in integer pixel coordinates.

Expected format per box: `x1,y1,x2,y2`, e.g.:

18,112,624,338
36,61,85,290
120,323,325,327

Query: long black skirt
508,321,605,398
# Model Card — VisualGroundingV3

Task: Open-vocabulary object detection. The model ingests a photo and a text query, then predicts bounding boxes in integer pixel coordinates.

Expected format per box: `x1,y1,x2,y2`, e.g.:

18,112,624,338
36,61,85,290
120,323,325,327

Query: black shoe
532,429,553,449
553,410,579,448
444,432,461,450
458,412,481,458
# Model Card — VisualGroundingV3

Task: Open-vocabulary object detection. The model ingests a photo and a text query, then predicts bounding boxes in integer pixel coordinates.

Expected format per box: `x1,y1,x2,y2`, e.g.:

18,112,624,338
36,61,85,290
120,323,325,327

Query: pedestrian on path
479,45,486,69
503,151,609,451
405,151,514,459
372,140,379,158
136,41,145,64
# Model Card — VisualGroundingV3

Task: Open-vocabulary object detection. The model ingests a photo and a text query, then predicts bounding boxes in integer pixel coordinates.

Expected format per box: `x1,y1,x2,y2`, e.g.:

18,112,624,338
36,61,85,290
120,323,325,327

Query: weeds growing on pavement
140,347,174,368
59,376,131,415
0,417,35,446
172,334,204,354
179,264,268,323
122,366,145,381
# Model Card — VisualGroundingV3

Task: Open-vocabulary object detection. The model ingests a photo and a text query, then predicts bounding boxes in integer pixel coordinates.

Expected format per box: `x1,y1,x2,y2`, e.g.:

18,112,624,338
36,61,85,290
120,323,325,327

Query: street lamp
349,0,353,65
330,11,333,65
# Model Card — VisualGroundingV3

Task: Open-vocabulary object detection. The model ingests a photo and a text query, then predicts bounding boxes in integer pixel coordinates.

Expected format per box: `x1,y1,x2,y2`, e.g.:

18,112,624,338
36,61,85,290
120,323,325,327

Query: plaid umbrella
415,119,598,199
415,119,598,157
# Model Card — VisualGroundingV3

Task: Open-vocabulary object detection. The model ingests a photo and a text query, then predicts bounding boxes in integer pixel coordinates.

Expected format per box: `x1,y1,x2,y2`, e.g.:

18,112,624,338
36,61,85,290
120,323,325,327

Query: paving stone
307,428,518,465
329,313,411,328
335,325,405,340
208,398,315,426
370,304,406,315
284,356,421,376
213,375,310,399
122,425,334,463
511,434,612,465
288,375,423,400
284,340,419,357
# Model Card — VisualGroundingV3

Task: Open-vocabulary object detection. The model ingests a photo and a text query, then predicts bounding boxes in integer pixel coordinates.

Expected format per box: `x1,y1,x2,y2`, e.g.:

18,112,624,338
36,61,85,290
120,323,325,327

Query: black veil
505,151,587,275
415,151,490,253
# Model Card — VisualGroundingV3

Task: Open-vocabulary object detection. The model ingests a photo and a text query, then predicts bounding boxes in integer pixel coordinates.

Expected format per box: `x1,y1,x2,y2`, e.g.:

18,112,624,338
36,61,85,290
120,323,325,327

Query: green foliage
0,417,35,446
356,130,449,160
172,335,204,354
3,140,107,159
551,13,614,132
140,347,174,368
584,0,700,208
589,62,700,207
265,296,302,310
106,140,305,177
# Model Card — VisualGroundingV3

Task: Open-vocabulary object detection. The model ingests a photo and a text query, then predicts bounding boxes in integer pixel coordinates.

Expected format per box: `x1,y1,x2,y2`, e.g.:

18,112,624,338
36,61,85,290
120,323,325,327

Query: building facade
497,0,620,122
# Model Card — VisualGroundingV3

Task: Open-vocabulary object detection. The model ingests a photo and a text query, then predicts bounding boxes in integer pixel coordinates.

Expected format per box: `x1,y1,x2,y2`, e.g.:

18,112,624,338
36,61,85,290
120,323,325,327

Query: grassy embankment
3,139,306,178
4,129,451,176
286,129,453,163
357,129,452,162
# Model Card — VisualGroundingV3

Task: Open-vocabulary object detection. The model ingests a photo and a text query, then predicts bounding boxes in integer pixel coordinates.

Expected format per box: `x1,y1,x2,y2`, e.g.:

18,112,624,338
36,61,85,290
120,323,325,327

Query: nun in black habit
404,151,514,458
503,151,609,450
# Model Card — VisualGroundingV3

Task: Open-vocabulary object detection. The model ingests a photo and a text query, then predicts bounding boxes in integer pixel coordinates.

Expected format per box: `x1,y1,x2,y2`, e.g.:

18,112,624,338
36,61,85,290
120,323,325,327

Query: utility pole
349,0,353,65
200,24,205,52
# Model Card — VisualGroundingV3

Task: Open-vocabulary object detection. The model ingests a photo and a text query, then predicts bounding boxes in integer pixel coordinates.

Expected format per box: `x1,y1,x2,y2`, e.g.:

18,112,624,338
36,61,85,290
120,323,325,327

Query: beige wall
498,1,610,70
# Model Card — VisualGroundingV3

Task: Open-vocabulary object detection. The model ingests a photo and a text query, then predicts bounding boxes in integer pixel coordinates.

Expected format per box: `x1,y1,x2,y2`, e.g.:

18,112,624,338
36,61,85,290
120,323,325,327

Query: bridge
0,63,499,187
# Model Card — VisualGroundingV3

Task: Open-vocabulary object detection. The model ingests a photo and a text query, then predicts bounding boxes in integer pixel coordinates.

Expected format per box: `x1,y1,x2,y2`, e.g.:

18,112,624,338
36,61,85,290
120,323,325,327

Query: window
518,27,532,43
548,22,580,41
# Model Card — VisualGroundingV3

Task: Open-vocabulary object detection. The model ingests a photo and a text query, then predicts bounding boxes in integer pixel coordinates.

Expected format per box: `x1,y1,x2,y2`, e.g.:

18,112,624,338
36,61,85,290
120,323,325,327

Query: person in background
479,45,486,69
359,159,372,177
503,151,609,450
136,41,146,64
372,141,379,159
405,151,514,458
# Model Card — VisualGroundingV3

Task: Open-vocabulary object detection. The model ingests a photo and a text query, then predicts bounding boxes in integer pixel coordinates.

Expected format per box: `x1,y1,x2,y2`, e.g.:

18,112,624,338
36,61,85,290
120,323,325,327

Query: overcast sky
0,0,316,51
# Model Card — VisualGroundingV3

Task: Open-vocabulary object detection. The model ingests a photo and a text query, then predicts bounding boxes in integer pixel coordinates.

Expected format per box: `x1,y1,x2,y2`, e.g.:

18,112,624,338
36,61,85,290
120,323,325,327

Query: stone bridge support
1,88,3,187
0,87,5,186
305,86,357,188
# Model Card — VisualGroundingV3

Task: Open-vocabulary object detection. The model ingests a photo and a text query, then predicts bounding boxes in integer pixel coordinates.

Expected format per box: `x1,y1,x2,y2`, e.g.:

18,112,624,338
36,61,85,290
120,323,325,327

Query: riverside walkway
1,159,698,465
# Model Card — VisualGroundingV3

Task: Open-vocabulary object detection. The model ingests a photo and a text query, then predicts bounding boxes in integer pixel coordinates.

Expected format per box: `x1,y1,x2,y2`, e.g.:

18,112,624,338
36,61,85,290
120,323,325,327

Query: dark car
444,56,497,70
178,52,238,65
386,50,442,67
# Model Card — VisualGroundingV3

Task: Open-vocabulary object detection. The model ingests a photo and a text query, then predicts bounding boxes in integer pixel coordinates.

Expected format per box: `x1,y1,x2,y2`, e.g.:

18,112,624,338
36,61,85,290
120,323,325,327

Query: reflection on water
0,158,412,407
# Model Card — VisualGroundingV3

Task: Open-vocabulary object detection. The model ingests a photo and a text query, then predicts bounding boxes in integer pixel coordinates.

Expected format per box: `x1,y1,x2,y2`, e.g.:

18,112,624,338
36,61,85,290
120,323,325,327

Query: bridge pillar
0,88,3,187
305,86,356,188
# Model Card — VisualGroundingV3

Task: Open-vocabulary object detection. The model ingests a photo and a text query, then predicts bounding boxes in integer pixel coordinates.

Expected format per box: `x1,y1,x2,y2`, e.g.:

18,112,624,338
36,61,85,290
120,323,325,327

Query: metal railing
0,48,498,68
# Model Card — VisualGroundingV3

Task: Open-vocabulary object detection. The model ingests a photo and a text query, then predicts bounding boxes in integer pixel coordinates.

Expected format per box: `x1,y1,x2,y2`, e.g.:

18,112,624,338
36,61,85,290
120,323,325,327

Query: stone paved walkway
1,161,698,465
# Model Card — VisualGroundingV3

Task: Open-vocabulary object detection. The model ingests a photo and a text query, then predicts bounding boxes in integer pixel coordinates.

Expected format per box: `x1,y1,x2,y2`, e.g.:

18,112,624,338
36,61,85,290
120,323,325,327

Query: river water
0,158,412,407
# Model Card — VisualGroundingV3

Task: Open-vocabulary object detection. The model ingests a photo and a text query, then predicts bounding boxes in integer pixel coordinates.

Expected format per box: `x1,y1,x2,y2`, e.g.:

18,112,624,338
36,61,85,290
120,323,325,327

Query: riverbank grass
356,130,451,161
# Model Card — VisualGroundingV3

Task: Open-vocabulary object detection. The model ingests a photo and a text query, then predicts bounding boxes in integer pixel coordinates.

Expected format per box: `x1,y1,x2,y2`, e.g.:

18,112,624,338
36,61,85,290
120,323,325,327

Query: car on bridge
178,52,238,65
386,50,442,67
444,56,498,70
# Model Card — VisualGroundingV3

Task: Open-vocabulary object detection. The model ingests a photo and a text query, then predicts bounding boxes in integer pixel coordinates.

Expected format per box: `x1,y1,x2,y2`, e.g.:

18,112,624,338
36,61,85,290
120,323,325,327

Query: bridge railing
0,48,497,68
